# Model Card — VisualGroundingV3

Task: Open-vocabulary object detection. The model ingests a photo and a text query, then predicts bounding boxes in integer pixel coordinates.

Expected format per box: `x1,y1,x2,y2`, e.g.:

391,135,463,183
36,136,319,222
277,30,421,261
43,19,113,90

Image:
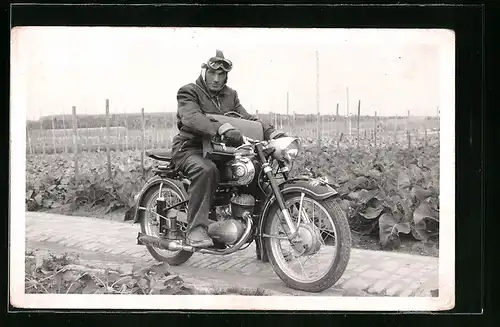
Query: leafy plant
26,133,439,249
291,135,439,249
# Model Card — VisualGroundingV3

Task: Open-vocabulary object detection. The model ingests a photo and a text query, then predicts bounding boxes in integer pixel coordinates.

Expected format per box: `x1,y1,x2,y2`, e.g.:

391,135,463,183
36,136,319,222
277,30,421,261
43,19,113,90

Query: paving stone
394,266,413,276
360,269,390,279
201,258,225,269
399,280,423,297
25,212,440,298
342,277,371,291
419,268,432,274
378,260,400,272
336,277,347,287
408,262,426,269
109,247,131,256
385,283,403,296
216,256,249,270
36,234,54,242
229,261,251,272
204,258,232,270
353,264,371,273
240,263,262,275
367,278,392,294
190,256,215,268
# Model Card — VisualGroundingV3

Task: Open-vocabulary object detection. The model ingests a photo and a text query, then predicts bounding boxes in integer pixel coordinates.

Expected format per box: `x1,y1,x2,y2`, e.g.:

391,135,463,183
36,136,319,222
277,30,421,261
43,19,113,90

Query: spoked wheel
139,182,193,265
264,192,351,292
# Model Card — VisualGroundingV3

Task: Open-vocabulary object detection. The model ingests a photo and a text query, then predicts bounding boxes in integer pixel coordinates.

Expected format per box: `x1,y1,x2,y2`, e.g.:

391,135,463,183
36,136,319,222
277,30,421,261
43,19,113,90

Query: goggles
205,58,233,72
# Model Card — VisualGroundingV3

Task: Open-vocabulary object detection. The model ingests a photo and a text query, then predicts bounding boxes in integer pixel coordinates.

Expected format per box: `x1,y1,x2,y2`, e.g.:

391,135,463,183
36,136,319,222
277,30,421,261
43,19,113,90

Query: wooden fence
26,99,440,181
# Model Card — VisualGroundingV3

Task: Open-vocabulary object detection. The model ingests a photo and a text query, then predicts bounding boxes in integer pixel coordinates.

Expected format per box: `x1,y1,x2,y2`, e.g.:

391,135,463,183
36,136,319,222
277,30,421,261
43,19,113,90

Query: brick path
25,212,439,297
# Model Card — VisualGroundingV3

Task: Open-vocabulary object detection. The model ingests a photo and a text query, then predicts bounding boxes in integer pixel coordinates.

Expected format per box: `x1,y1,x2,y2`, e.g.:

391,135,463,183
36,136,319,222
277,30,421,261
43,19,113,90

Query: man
171,50,284,247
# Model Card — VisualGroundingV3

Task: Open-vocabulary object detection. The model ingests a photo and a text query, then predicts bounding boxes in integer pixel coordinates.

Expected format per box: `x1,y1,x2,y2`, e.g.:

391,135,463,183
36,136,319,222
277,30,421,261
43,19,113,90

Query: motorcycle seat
146,150,172,162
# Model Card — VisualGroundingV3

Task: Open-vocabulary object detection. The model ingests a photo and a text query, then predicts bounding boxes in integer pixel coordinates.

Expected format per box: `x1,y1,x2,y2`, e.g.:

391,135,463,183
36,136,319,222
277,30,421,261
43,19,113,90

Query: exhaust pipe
136,215,254,255
137,233,196,252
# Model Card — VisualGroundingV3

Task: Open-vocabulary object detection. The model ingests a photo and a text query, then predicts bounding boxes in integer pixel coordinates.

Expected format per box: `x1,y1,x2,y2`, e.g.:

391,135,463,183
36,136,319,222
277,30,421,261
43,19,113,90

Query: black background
4,0,496,326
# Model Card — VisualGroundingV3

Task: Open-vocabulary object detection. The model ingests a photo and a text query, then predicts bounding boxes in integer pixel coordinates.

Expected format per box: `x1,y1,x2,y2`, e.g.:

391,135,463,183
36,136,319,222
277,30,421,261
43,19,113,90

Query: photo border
6,0,486,323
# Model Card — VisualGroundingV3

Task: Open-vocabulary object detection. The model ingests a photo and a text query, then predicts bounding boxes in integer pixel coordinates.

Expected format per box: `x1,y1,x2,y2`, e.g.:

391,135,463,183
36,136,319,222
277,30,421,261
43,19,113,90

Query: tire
264,193,351,293
139,182,193,266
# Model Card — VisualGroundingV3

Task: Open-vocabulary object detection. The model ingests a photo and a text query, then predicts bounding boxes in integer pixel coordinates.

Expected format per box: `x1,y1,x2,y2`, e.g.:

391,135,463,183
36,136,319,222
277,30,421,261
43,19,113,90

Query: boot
186,226,214,247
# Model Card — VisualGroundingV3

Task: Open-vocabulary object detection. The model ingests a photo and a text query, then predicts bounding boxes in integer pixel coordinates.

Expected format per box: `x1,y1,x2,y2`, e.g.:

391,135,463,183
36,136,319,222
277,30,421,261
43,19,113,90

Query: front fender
257,177,338,234
125,176,186,223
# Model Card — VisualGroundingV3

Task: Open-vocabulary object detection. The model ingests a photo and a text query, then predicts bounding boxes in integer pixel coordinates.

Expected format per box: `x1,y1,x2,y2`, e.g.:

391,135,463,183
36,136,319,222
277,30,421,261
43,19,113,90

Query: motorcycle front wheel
263,192,351,293
139,183,193,266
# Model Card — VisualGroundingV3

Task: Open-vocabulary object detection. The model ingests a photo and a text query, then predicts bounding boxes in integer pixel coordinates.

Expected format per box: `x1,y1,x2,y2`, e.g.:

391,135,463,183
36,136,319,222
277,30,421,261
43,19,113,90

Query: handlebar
213,135,266,152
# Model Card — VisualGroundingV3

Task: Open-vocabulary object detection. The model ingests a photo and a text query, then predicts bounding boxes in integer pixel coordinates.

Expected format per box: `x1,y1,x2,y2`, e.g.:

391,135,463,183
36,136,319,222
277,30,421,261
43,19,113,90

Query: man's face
205,68,227,92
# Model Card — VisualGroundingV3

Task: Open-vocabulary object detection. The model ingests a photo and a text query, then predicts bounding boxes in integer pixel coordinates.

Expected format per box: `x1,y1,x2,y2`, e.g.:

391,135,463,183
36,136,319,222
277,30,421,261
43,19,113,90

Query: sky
11,27,454,120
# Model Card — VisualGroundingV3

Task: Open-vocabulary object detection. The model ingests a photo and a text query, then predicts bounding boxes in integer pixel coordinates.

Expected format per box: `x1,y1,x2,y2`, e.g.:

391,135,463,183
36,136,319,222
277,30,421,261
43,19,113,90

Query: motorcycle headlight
269,137,301,162
284,139,300,161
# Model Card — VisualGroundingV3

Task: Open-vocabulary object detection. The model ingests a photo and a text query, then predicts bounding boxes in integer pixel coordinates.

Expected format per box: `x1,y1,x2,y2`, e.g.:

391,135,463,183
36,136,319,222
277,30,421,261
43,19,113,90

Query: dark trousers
171,137,220,231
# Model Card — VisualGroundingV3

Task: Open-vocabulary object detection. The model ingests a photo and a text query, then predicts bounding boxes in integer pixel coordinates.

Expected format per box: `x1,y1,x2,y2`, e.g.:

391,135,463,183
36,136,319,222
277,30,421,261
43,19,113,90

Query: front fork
256,144,299,240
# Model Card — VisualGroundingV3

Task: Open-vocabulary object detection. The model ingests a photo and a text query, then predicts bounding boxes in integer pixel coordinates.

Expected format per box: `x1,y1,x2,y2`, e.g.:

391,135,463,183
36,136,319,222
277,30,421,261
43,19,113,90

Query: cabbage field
25,130,439,255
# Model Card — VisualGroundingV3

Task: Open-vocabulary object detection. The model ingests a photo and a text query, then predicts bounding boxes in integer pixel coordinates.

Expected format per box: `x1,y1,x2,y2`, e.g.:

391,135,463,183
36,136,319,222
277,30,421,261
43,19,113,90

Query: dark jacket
172,75,276,151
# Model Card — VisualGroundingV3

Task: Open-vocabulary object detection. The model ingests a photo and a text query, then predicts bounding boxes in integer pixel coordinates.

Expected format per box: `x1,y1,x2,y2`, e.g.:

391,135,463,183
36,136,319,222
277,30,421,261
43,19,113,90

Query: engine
222,156,256,185
207,194,255,245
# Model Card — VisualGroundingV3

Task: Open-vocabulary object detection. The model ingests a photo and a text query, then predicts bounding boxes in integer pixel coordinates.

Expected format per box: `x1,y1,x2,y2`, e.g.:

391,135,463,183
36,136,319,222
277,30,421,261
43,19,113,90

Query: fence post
40,120,45,155
62,114,68,154
27,125,33,155
105,99,112,179
394,114,398,144
437,105,440,139
166,116,169,149
51,117,57,154
424,125,428,146
357,100,361,148
315,50,321,147
86,123,90,153
286,92,290,134
407,110,411,149
124,113,129,151
335,102,339,137
72,106,79,182
346,87,350,135
374,110,378,147
141,108,145,176
116,115,121,151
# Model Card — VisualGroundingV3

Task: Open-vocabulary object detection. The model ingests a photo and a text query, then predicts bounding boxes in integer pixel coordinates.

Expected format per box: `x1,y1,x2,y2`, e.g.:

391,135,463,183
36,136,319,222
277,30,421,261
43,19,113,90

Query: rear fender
126,176,187,224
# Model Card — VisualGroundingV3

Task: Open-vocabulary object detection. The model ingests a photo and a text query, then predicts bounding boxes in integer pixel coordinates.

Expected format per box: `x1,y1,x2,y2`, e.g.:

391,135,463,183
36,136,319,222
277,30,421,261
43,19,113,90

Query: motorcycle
126,112,351,293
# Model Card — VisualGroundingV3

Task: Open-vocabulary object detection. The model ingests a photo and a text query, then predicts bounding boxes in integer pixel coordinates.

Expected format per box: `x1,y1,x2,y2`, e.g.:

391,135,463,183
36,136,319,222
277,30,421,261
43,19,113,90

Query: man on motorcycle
171,50,285,247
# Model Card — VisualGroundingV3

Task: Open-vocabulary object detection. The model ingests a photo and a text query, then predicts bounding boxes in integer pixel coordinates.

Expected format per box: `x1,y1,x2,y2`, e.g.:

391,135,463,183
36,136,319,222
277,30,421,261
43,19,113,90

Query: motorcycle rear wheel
263,193,351,293
139,183,193,266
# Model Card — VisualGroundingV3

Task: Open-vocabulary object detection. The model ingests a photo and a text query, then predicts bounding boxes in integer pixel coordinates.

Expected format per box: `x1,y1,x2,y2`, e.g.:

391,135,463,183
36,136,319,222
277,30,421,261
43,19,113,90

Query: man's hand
269,131,287,140
217,122,244,147
223,129,244,147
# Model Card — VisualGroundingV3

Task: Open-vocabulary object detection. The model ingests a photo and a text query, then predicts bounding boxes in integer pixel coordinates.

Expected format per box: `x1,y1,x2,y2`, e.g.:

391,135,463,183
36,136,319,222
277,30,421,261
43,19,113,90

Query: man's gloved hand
269,130,287,140
223,129,244,147
218,123,244,147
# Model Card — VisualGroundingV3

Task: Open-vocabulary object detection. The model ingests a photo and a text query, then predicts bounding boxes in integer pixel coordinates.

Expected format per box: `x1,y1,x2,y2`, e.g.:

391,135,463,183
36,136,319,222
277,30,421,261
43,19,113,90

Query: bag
206,114,265,141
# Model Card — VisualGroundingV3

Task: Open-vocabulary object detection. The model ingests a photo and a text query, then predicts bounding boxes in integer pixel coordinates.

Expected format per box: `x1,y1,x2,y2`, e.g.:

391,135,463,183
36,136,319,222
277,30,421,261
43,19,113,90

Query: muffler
137,232,196,252
136,214,253,255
